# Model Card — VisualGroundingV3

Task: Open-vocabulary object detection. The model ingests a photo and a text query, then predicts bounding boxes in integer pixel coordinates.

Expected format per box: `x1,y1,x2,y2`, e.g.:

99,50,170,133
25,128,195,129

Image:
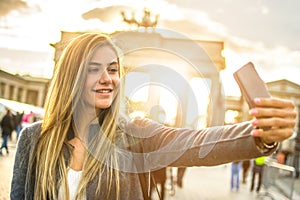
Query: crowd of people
0,108,38,155
230,155,280,194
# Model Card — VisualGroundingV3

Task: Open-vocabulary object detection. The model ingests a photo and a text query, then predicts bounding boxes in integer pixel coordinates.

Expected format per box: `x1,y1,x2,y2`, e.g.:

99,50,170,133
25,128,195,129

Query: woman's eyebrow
88,61,102,66
109,61,118,66
88,61,118,66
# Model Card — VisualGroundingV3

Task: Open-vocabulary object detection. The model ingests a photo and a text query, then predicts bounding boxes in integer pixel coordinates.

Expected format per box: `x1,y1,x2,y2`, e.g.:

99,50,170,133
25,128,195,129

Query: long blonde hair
33,33,124,199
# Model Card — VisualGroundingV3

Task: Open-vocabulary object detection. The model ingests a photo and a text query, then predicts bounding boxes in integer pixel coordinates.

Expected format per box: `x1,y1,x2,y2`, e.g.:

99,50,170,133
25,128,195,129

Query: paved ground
160,165,300,200
1,138,299,200
0,142,15,200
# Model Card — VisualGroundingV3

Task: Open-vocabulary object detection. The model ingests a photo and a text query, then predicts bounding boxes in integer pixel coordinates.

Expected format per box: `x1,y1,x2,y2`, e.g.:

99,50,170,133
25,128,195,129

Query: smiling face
83,45,120,110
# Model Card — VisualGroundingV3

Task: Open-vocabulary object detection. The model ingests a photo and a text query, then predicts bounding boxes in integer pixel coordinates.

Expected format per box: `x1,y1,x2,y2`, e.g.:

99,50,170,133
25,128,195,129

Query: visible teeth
97,89,110,93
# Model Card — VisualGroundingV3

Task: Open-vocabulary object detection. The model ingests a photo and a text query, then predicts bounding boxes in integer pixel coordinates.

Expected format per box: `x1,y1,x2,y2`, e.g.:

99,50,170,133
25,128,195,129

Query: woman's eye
108,68,119,73
88,67,99,73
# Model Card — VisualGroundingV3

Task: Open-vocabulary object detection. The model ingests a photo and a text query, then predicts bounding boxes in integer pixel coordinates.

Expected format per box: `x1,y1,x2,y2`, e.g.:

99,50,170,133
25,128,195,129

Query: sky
0,0,299,96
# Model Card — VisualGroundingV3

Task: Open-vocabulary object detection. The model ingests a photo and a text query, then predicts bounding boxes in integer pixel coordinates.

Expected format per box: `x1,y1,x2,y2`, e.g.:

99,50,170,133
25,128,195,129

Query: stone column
0,82,3,97
37,88,44,107
147,83,160,115
12,86,18,101
21,88,27,104
4,83,10,99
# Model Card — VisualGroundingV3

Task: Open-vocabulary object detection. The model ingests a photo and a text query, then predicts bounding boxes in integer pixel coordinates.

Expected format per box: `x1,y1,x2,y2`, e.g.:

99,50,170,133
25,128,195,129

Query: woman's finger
249,107,297,118
252,128,294,143
253,97,295,109
251,117,296,129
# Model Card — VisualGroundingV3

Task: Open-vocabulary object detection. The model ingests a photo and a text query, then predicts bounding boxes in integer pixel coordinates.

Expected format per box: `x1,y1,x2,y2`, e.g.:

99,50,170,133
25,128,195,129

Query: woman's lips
92,89,113,96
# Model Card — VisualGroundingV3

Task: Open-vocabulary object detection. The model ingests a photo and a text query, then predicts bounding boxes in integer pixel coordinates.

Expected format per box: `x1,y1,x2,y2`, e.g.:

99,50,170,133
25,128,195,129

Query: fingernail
251,130,259,136
254,98,261,104
249,109,258,115
252,119,259,126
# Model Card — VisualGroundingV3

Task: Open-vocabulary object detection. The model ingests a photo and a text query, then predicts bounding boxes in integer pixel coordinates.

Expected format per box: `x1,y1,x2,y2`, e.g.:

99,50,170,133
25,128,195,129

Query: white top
58,168,86,200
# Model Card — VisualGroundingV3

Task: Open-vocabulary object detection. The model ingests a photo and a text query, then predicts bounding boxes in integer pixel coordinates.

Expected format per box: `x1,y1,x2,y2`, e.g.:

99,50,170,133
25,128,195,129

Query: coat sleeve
170,122,274,166
124,119,276,170
10,122,41,200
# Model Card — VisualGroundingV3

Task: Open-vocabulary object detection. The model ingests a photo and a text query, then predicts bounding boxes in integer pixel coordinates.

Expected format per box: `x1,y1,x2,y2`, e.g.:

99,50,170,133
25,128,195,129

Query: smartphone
233,62,271,108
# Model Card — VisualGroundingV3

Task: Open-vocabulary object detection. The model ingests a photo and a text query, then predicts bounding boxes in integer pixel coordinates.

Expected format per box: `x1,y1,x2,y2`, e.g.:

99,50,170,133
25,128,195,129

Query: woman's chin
95,102,112,109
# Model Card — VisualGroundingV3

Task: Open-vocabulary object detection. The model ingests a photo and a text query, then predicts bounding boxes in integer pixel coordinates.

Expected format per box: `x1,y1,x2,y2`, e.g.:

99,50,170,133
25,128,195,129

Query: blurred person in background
242,160,250,184
14,111,24,140
0,108,14,155
250,156,266,193
230,161,242,192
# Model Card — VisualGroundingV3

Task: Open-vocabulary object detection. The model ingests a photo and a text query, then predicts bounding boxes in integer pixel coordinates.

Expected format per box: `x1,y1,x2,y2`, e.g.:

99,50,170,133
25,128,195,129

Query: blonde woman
11,33,296,200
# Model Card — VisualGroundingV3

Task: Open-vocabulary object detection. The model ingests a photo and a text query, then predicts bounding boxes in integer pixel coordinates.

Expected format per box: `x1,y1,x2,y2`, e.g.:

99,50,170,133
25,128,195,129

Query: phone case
233,62,270,108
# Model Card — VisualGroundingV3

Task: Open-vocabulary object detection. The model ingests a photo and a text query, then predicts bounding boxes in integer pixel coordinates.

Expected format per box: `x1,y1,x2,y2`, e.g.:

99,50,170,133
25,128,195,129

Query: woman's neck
72,106,100,139
68,135,86,171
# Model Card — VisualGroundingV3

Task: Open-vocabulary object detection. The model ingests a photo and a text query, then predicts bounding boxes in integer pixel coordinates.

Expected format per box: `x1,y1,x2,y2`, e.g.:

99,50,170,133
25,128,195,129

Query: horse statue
121,11,139,29
139,8,159,31
121,8,159,32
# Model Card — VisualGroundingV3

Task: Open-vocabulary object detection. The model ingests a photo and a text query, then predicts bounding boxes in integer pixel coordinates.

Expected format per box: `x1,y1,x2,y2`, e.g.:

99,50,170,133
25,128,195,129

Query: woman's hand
249,97,297,144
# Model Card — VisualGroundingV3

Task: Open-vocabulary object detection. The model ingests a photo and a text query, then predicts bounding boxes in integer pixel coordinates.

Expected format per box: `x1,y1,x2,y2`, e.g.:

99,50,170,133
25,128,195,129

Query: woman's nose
99,70,112,84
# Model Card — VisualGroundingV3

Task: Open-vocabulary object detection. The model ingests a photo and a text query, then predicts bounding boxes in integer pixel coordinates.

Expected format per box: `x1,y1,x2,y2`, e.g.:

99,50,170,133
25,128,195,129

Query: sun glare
225,110,240,124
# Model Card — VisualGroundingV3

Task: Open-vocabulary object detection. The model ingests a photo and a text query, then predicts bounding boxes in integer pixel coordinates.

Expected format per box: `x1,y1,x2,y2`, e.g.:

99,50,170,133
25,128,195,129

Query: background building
0,69,49,107
51,30,226,128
